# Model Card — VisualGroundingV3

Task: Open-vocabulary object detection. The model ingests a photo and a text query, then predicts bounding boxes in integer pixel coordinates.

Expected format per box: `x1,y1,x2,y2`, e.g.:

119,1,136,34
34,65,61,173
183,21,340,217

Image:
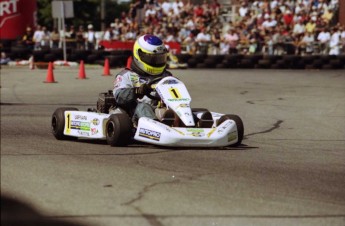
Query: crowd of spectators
20,0,345,56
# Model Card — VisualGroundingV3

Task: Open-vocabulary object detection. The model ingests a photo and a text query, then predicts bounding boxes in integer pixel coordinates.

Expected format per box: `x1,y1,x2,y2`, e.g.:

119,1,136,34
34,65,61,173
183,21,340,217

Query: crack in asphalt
121,179,180,226
245,120,283,138
122,180,180,206
121,172,208,226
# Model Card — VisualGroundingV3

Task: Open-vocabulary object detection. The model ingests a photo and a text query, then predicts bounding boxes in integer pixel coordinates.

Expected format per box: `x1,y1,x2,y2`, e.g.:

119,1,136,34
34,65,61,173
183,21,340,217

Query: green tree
37,0,130,30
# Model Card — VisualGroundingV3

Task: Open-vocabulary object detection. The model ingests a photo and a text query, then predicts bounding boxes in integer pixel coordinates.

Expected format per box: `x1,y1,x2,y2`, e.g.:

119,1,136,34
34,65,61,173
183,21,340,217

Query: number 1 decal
169,88,181,99
66,113,71,134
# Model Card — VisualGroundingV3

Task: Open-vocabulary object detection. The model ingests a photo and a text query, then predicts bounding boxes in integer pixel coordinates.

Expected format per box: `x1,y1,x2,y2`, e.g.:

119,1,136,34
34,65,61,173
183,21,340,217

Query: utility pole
101,0,106,31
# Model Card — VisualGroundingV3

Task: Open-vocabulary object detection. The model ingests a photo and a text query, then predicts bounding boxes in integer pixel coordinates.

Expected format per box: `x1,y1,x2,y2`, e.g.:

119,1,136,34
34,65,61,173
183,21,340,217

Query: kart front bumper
134,117,239,147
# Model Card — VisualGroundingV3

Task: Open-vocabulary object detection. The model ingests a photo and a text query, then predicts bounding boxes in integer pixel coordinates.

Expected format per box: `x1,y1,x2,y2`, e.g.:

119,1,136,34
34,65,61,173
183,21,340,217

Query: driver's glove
134,83,150,97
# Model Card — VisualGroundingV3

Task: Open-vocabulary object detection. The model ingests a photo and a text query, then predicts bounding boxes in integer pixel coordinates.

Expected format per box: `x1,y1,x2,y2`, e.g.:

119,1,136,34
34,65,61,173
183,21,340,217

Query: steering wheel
146,76,165,100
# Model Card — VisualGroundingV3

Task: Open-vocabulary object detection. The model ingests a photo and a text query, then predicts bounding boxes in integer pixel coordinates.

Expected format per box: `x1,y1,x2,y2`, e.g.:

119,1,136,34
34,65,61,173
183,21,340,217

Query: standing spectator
317,27,331,54
76,25,85,50
224,28,239,54
329,27,340,55
33,25,44,50
22,27,34,50
340,26,345,53
103,26,114,41
299,31,315,55
66,25,76,48
210,28,221,55
86,24,96,50
50,28,60,49
41,26,50,49
195,27,211,54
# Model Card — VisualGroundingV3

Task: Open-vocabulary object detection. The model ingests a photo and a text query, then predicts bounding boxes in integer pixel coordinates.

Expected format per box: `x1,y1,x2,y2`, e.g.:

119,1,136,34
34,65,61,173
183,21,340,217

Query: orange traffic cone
77,60,87,79
43,62,57,83
102,58,111,76
29,55,35,70
126,56,132,69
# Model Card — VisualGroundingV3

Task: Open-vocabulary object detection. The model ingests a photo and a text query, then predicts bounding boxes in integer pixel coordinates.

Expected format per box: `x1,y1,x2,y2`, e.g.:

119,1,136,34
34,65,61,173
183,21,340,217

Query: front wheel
106,113,133,146
51,107,79,140
217,114,244,146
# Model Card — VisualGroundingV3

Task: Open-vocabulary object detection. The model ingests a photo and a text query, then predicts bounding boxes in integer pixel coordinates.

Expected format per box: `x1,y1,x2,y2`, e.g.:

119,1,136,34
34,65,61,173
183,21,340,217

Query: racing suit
113,64,172,123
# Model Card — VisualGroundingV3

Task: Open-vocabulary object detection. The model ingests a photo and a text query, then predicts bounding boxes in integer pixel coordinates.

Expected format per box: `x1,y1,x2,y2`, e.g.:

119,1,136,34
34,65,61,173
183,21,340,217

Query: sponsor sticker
78,131,90,136
139,128,161,141
71,121,90,131
91,128,98,135
75,115,87,120
228,131,237,142
167,98,190,102
92,118,100,126
162,79,179,85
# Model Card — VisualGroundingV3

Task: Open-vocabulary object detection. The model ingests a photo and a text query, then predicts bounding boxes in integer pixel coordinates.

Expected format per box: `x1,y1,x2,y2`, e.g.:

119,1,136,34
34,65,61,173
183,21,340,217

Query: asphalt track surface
1,66,345,226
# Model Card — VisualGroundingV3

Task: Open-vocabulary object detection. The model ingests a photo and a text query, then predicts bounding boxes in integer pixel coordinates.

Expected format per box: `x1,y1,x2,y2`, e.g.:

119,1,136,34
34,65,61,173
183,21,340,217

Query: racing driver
112,34,173,124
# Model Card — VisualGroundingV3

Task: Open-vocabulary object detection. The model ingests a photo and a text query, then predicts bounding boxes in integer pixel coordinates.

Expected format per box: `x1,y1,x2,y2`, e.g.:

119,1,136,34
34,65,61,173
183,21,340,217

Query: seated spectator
293,19,306,37
262,15,277,30
0,52,11,65
305,18,317,33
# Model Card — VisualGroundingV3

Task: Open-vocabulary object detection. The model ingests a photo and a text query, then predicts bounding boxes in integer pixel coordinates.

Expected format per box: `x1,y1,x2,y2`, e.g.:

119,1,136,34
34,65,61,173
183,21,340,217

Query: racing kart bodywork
51,77,244,147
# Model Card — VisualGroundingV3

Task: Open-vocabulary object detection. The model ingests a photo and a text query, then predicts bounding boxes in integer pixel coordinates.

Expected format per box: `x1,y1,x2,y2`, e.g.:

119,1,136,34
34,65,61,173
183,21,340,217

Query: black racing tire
106,114,133,147
217,114,244,147
51,107,79,140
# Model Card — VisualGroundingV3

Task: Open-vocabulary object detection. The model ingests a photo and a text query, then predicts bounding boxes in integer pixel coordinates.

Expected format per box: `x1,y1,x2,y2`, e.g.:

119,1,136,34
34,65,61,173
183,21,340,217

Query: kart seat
160,109,175,127
197,111,214,128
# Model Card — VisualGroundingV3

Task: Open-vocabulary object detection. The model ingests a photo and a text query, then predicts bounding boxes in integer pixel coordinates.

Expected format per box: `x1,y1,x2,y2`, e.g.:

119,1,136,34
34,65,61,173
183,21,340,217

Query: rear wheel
217,114,244,146
106,114,133,146
51,107,79,140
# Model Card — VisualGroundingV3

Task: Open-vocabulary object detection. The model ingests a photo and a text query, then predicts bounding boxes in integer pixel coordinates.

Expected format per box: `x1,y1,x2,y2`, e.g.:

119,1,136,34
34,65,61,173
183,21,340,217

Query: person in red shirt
283,10,294,26
193,4,204,19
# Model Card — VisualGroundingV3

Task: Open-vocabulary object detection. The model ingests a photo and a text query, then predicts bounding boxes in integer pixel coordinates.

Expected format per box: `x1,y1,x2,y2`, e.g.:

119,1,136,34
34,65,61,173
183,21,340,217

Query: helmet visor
138,49,167,67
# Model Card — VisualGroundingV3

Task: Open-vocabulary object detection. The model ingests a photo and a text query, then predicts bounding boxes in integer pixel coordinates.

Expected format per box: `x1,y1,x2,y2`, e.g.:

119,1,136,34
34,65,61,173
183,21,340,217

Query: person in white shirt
293,20,306,36
33,25,44,50
300,31,315,55
171,0,183,16
86,24,96,50
195,27,211,54
262,16,277,29
238,2,248,17
145,4,156,18
317,27,331,54
329,28,340,55
340,26,345,54
161,0,171,15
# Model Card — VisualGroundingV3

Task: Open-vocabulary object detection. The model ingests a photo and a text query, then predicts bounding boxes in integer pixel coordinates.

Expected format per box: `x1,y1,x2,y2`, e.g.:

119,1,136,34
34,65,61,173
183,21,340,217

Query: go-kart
51,76,244,147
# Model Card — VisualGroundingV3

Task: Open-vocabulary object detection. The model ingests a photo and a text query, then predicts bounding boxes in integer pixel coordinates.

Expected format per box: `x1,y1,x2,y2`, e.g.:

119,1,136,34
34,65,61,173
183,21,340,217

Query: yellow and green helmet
133,34,168,76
